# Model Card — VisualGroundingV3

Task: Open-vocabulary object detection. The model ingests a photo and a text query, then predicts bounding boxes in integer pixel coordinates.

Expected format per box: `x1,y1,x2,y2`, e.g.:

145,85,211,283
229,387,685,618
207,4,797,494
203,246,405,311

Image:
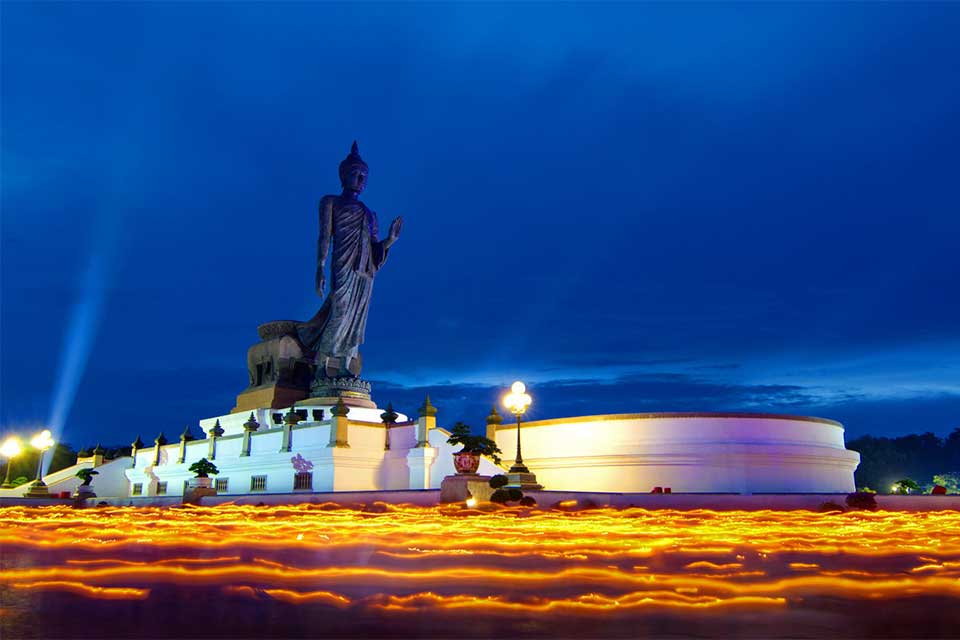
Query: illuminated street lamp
1,437,23,489
502,381,542,491
25,429,55,498
503,381,532,473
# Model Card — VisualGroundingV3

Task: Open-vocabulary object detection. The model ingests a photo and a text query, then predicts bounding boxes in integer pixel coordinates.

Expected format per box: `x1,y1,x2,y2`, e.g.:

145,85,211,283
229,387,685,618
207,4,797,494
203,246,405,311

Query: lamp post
26,429,55,498
502,381,542,491
1,437,23,489
503,381,532,473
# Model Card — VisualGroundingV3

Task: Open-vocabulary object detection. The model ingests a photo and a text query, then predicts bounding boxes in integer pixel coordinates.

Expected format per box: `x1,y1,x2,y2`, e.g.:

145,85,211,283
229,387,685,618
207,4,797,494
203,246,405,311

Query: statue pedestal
233,383,308,413
310,376,376,408
440,474,492,503
234,320,313,413
310,394,376,409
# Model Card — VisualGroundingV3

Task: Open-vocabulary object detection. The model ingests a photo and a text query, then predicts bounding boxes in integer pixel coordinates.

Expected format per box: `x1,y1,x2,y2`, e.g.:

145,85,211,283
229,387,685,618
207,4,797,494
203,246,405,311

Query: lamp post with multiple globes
502,381,543,491
1,437,23,489
25,429,55,498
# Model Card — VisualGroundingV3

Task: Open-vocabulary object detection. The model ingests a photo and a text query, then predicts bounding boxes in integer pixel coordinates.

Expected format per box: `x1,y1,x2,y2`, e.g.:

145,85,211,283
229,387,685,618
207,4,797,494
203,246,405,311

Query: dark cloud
369,375,959,442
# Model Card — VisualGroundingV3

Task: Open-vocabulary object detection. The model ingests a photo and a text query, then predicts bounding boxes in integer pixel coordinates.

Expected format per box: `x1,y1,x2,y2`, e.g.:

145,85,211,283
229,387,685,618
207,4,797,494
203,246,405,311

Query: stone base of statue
233,321,314,413
234,383,309,413
310,375,376,408
24,480,51,498
440,474,492,503
505,471,543,491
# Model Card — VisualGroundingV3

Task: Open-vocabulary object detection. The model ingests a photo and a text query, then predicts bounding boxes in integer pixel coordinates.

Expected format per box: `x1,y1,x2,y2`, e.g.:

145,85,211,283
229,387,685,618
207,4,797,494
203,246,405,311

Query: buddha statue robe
298,194,389,376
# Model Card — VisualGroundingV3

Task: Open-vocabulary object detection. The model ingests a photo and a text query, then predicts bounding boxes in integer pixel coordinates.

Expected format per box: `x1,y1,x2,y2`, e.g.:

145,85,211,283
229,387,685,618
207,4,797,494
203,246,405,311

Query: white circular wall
493,413,860,494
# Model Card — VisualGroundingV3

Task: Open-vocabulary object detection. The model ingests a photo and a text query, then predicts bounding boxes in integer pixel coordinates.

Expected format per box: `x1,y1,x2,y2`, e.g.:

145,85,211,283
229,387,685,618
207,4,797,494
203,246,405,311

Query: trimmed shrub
519,496,537,507
490,489,510,504
507,488,523,502
489,474,509,489
846,492,878,511
188,458,219,478
447,423,502,466
893,478,921,494
75,468,99,486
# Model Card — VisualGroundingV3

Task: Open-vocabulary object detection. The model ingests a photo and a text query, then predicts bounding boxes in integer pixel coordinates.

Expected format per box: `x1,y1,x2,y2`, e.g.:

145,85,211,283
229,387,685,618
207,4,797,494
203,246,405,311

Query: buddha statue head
339,141,369,194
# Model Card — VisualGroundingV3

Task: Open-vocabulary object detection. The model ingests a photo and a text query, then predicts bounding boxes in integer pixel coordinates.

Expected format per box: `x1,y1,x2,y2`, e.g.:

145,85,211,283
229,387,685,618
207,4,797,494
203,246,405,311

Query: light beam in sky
44,189,124,471
45,254,109,467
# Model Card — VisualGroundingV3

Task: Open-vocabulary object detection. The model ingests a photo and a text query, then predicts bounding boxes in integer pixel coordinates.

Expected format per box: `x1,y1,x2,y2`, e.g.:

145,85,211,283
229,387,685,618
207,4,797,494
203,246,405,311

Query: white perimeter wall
124,411,856,497
125,416,504,498
494,413,860,494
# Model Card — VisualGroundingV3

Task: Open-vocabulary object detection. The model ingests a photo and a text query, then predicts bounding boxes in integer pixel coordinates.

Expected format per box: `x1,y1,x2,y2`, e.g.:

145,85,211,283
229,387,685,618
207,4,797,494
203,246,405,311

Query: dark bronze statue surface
234,142,401,412
298,142,402,381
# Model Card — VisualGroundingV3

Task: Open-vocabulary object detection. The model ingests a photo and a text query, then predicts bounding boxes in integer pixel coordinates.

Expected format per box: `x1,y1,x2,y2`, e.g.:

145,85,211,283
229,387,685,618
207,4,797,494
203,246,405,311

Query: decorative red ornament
453,452,480,474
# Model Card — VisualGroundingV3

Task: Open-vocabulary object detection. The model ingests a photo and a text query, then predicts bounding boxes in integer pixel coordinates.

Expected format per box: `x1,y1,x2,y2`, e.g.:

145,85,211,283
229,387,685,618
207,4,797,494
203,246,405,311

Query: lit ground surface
1,504,959,638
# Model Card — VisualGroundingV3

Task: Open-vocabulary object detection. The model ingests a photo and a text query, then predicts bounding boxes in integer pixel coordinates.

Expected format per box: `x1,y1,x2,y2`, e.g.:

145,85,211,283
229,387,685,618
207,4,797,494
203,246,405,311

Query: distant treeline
848,428,960,491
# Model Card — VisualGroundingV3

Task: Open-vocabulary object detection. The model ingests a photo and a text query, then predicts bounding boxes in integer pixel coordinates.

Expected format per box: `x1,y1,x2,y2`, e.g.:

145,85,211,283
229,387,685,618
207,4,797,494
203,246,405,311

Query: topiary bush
490,489,510,504
507,488,522,502
489,474,508,489
519,496,537,507
75,468,99,486
846,491,878,511
892,478,921,494
188,458,219,478
446,422,502,466
932,473,960,494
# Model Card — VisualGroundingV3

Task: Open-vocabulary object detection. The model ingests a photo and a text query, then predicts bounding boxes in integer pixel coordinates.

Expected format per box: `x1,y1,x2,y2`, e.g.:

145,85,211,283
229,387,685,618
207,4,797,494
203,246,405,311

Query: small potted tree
74,468,99,499
187,458,219,489
446,422,501,474
892,478,920,495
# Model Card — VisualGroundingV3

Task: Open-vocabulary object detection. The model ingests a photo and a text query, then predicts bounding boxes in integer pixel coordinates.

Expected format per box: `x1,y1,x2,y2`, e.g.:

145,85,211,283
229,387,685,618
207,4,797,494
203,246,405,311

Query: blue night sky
2,3,958,448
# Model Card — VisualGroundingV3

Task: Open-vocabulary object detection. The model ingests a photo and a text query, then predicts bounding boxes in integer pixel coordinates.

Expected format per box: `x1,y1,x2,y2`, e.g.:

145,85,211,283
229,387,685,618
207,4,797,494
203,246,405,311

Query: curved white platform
492,412,860,494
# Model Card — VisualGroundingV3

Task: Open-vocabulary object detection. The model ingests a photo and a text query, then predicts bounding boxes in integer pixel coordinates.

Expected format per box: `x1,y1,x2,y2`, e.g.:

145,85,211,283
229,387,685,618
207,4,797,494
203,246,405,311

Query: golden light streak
259,589,352,606
683,561,743,570
65,556,242,566
364,591,789,613
1,504,958,616
11,581,148,600
222,585,353,607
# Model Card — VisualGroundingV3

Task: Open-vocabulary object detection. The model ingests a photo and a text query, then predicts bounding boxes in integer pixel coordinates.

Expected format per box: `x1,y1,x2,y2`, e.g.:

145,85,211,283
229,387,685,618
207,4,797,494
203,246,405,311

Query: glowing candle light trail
0,504,958,617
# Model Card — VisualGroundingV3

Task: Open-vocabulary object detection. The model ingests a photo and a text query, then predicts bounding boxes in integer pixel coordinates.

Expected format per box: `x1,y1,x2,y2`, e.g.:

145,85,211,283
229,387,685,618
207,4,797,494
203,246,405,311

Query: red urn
453,452,480,474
